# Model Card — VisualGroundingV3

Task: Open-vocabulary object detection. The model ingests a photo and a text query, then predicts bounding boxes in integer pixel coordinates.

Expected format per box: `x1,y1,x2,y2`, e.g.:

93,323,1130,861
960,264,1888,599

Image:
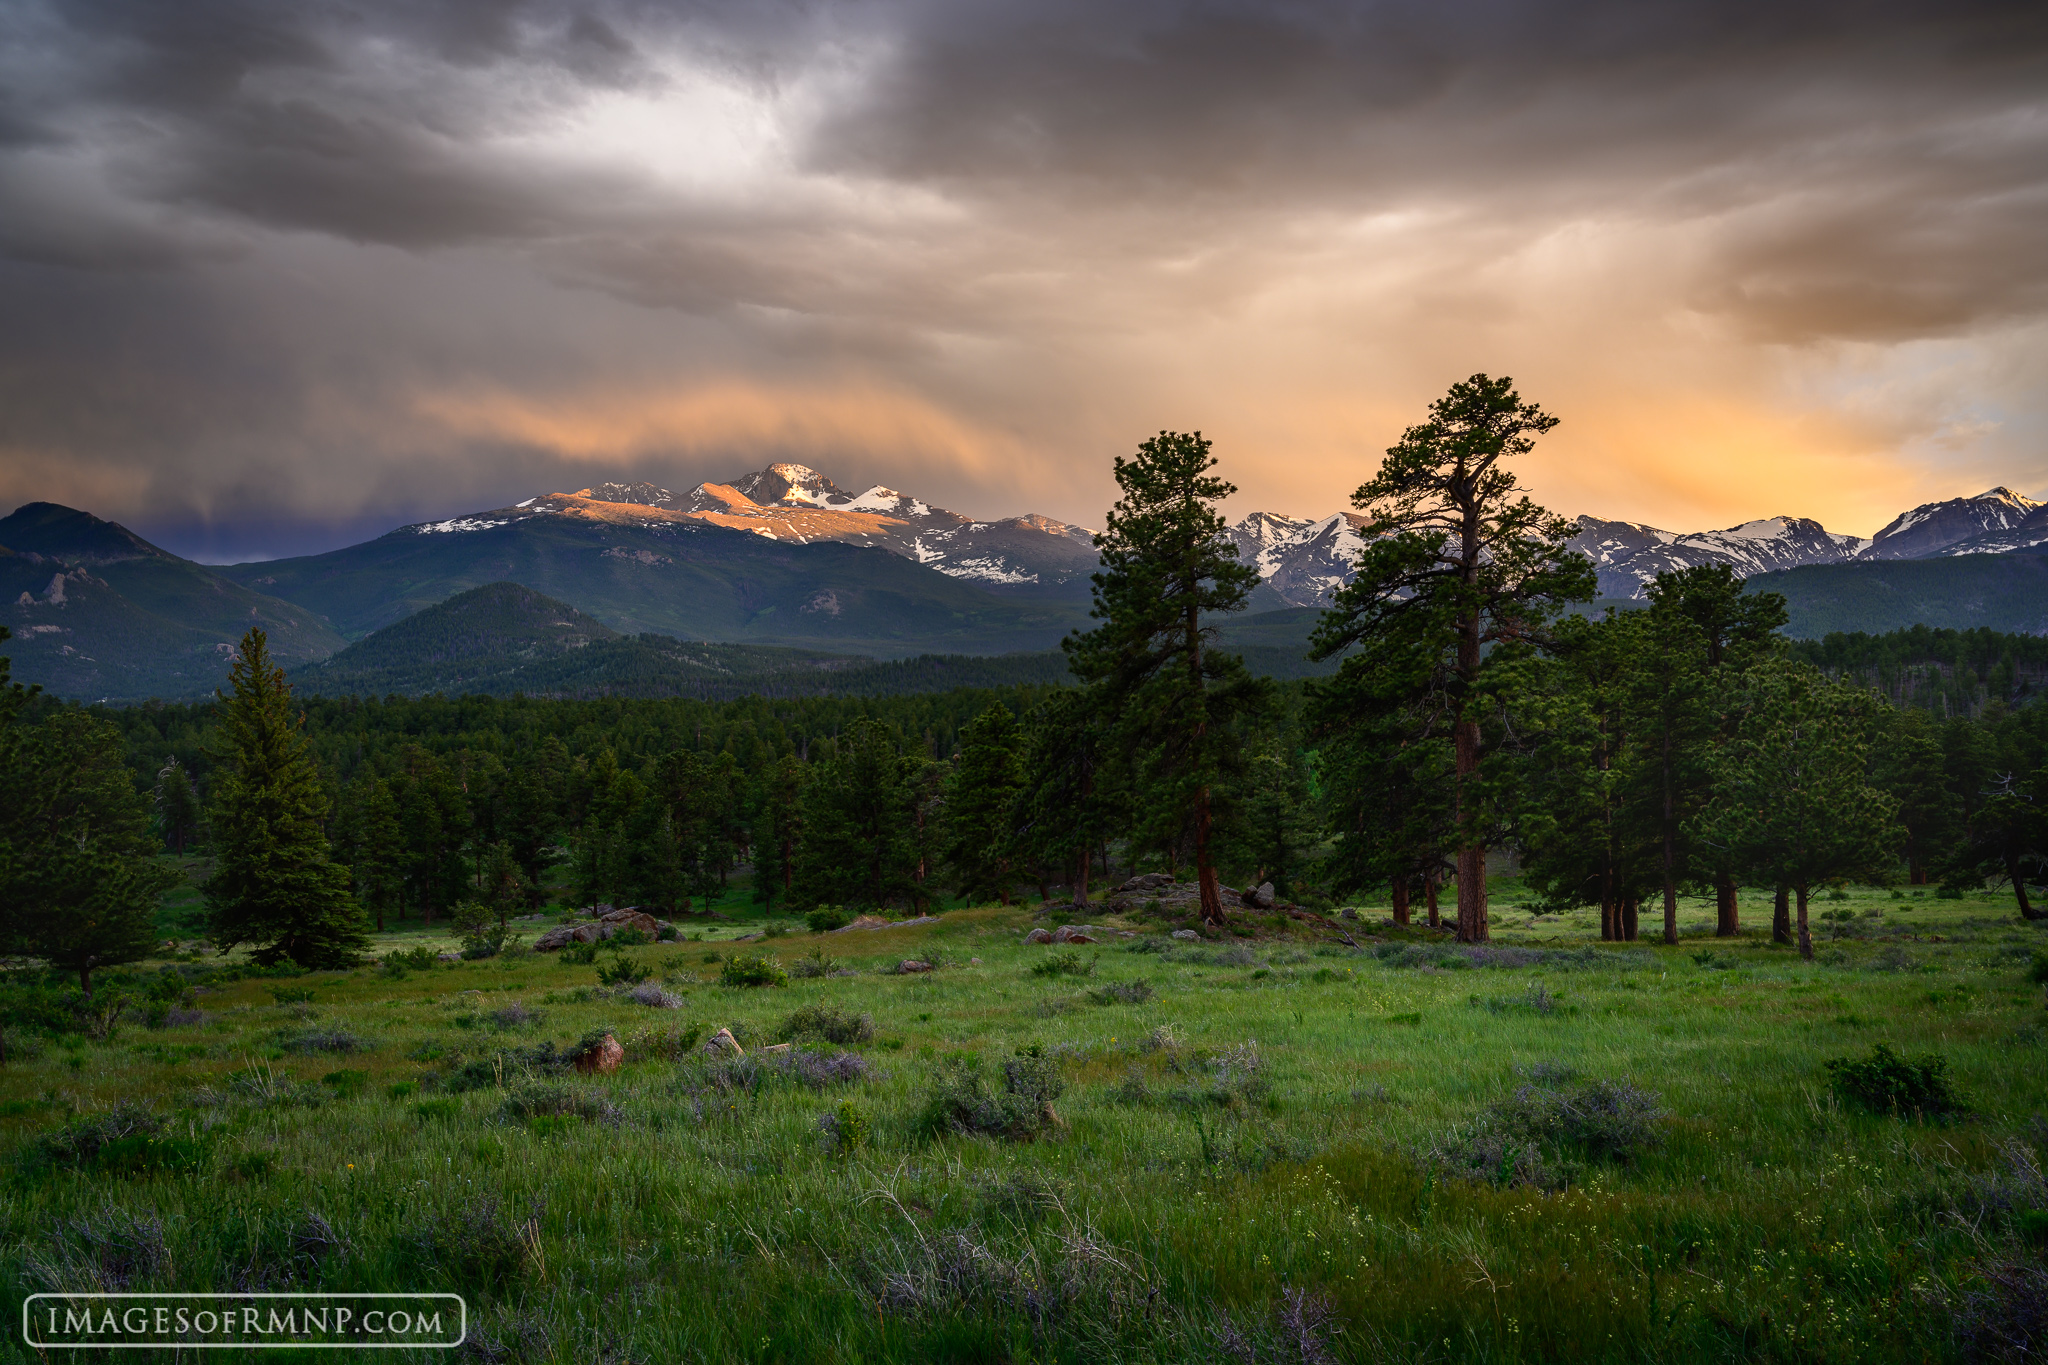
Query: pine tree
1015,689,1117,905
789,719,927,912
752,754,808,913
1621,599,1714,946
1645,564,1788,936
204,629,371,967
5,709,176,993
1694,661,1903,959
1065,430,1269,924
1518,609,1656,940
153,757,203,854
944,703,1026,905
334,772,403,930
1311,375,1594,942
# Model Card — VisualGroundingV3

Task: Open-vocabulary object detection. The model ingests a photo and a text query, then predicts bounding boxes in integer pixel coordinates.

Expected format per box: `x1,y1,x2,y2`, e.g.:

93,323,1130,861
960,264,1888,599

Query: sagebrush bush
1088,980,1154,1006
1826,1043,1967,1116
778,1003,876,1045
818,1100,870,1154
921,1045,1067,1140
1426,1067,1664,1190
499,1083,621,1126
789,949,840,979
1030,950,1094,978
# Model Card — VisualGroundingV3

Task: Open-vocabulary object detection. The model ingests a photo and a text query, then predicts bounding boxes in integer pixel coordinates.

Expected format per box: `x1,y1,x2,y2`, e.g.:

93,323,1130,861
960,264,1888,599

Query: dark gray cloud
1,0,2044,556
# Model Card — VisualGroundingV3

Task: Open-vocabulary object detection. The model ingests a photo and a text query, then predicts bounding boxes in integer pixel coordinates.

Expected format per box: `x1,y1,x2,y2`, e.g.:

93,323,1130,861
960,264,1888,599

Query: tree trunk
1457,845,1489,943
1622,897,1638,941
1661,725,1679,945
79,958,94,997
1600,899,1615,942
1773,885,1791,945
1194,789,1223,924
2007,854,2043,920
1425,873,1441,929
1076,844,1091,907
1390,877,1410,926
1715,873,1739,938
1795,884,1813,960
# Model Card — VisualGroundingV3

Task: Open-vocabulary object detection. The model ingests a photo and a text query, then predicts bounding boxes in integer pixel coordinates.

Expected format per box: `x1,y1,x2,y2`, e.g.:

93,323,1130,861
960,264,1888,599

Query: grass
6,876,2046,1362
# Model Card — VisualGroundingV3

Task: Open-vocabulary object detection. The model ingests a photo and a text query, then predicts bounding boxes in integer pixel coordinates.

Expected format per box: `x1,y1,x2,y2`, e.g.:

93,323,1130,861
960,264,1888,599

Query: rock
599,908,661,936
762,1042,791,1054
1115,873,1175,894
704,1028,744,1057
575,1033,624,1074
832,915,893,933
1024,928,1054,944
1052,930,1096,945
1243,882,1276,909
1340,906,1359,921
436,951,462,963
890,915,943,928
1171,929,1200,941
895,960,934,974
969,957,982,965
1052,924,1122,944
532,925,579,951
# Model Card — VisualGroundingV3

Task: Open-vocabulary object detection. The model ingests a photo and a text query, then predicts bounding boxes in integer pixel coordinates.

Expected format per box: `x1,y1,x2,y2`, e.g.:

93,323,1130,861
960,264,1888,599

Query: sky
1,0,2044,563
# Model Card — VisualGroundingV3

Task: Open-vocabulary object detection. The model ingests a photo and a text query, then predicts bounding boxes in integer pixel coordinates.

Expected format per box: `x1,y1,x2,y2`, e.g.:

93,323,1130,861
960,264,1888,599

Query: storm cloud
1,0,2044,559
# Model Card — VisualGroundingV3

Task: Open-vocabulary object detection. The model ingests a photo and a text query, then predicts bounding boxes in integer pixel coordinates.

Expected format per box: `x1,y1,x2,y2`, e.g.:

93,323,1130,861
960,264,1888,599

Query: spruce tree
1014,689,1116,905
752,755,808,913
205,629,370,967
944,703,1026,905
1311,375,1594,942
1065,430,1268,923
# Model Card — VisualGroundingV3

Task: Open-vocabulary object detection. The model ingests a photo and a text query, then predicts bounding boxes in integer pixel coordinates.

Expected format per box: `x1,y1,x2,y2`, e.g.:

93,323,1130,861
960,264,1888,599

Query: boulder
890,915,943,929
436,951,463,963
762,1042,791,1054
532,924,579,952
1024,928,1054,944
1052,930,1097,945
575,1033,624,1074
895,960,934,974
1243,882,1276,909
1115,873,1175,894
1171,929,1201,942
704,1027,744,1057
832,915,893,933
600,908,661,936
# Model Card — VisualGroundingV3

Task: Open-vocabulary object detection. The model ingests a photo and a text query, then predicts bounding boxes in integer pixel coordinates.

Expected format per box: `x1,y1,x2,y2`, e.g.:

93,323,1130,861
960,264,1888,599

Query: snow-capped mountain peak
1862,486,2046,560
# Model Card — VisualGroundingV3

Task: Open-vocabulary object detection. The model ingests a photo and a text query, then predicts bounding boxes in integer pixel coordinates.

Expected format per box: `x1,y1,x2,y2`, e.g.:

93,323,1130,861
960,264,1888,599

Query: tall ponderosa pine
944,703,1026,905
205,629,371,967
1065,431,1267,923
1311,375,1594,942
1694,661,1902,958
1319,710,1456,926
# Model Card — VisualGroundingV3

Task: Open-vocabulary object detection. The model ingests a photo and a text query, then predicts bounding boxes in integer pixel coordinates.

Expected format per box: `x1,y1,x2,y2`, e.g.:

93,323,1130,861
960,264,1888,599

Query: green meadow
3,877,2045,1364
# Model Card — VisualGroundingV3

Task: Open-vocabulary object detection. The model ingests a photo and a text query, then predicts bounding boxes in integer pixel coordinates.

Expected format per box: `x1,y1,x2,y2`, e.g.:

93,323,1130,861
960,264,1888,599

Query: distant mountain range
0,502,345,701
4,466,2044,703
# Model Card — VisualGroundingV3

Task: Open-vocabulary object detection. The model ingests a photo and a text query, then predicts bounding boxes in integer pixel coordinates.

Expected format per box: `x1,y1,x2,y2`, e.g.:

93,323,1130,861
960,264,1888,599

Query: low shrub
558,941,599,966
1425,1066,1664,1190
277,1028,373,1055
489,1002,542,1030
778,1004,876,1045
320,1068,370,1098
460,926,517,960
973,1168,1071,1224
415,1195,543,1291
1088,981,1154,1006
610,927,652,948
817,1101,871,1154
807,905,853,933
1030,950,1094,979
32,1104,203,1176
596,953,650,988
500,1084,621,1126
2028,950,2048,987
788,950,840,979
721,955,789,989
920,1045,1067,1141
1825,1043,1967,1117
623,1023,702,1062
627,982,684,1009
